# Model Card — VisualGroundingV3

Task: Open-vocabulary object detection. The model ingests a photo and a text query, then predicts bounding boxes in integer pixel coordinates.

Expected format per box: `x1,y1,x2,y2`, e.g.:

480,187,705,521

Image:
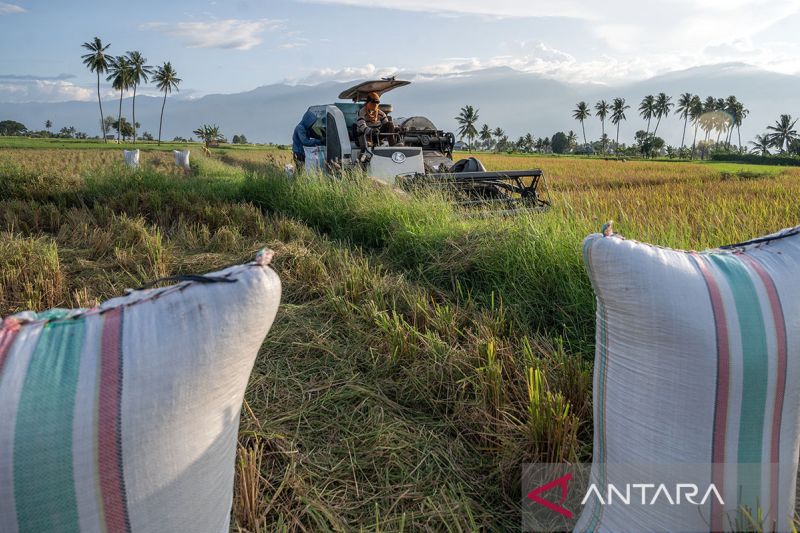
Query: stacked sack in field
123,149,140,168
0,250,280,532
173,149,190,171
575,225,800,532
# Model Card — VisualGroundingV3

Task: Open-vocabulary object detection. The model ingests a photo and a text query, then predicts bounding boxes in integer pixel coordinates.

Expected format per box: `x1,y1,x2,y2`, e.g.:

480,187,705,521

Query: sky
1,0,800,103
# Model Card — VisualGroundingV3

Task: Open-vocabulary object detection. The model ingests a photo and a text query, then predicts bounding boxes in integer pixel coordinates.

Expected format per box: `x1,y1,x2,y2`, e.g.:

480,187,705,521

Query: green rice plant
524,366,580,463
208,225,244,253
0,233,65,315
476,340,504,412
238,166,597,350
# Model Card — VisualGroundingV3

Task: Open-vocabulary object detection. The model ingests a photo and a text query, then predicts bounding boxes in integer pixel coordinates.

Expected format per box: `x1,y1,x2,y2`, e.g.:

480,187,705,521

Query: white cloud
279,37,310,49
294,35,800,87
0,79,94,103
302,0,800,62
295,63,401,84
0,73,75,81
0,2,25,14
140,18,283,50
450,42,693,84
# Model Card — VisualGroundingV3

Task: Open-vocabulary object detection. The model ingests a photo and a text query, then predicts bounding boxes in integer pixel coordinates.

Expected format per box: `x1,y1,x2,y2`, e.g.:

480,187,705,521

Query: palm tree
689,95,703,157
611,97,630,150
572,101,590,146
152,61,181,145
81,37,112,142
126,51,153,142
45,119,52,132
455,105,479,151
491,127,505,152
595,100,611,153
106,56,133,142
766,114,798,153
674,93,693,149
695,96,718,158
497,135,510,152
524,132,534,152
749,134,771,156
479,124,492,150
700,96,716,143
638,95,656,134
492,127,504,143
731,101,748,152
566,130,578,151
723,96,738,146
714,98,728,144
193,124,224,150
652,93,673,136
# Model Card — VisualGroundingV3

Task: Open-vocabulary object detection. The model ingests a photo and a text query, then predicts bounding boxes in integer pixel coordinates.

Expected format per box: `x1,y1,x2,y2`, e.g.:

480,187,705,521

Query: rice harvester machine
298,78,550,212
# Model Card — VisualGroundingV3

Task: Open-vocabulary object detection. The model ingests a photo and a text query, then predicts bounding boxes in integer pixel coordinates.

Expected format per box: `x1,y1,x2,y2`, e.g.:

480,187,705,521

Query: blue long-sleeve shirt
292,110,322,154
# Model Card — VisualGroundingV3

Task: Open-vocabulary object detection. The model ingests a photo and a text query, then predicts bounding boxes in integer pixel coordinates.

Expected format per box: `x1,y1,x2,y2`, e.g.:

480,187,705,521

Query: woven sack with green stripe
0,251,281,533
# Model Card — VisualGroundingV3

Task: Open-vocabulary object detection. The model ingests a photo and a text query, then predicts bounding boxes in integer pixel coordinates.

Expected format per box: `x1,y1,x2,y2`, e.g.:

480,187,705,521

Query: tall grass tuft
0,233,65,315
234,438,266,533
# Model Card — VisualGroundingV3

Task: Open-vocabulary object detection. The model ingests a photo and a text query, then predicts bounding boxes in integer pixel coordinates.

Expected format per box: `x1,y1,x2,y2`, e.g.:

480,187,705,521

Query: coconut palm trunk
117,89,123,142
680,116,687,149
691,124,698,159
615,122,620,148
96,71,106,143
600,119,606,152
580,120,586,146
132,83,137,142
158,90,167,145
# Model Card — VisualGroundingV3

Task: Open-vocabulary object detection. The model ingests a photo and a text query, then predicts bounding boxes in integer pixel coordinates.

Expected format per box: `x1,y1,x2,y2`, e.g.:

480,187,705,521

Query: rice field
1,139,797,531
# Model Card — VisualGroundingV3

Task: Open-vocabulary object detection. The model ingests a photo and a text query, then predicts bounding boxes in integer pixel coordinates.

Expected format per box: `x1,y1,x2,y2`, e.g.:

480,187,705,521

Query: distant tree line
567,93,754,159
452,93,799,162
0,119,89,139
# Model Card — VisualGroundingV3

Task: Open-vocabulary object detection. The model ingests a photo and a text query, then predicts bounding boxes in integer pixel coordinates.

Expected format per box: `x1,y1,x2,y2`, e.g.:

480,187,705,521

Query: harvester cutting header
292,78,550,212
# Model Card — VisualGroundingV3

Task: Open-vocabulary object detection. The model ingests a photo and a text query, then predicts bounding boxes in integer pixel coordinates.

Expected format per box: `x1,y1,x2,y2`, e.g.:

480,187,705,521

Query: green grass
0,233,64,312
694,161,789,174
0,153,598,348
0,135,289,152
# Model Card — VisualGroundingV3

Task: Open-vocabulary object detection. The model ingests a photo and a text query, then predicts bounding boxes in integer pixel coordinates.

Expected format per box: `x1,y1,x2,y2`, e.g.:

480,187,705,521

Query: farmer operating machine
297,78,550,212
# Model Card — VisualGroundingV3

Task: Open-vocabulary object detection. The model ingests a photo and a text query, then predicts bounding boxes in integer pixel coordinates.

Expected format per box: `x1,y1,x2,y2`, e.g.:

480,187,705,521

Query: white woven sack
0,250,281,532
575,226,800,532
123,149,140,168
173,149,190,170
303,146,325,170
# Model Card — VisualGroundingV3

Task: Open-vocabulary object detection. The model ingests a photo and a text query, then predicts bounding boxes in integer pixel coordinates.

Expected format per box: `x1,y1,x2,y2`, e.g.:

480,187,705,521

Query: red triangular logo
526,472,573,519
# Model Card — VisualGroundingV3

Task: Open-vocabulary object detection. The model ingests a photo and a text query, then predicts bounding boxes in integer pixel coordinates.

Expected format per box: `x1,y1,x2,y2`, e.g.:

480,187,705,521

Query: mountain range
1,63,797,147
